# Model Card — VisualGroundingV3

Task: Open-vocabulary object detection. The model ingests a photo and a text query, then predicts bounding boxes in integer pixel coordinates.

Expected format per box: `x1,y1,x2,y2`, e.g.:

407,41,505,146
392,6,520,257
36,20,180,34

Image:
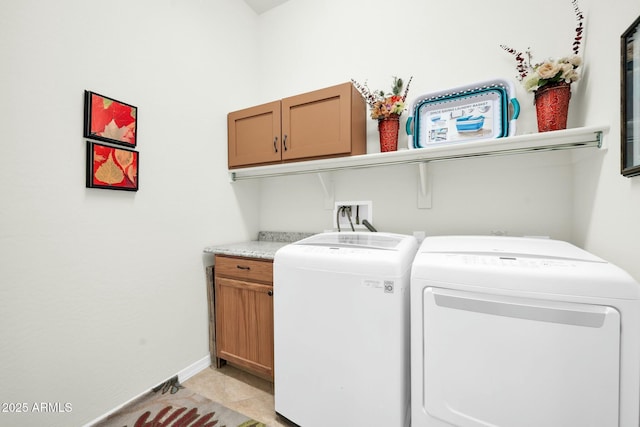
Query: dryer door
421,287,620,427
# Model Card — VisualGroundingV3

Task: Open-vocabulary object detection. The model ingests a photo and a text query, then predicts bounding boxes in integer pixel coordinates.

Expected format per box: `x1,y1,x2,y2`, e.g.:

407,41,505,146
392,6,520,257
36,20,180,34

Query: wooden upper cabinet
281,83,365,161
227,82,366,169
227,101,282,168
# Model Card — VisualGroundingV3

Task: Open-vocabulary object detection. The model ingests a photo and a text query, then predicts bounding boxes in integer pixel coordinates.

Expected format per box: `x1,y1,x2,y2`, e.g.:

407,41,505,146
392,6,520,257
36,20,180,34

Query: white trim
177,354,211,382
81,354,211,427
81,386,150,427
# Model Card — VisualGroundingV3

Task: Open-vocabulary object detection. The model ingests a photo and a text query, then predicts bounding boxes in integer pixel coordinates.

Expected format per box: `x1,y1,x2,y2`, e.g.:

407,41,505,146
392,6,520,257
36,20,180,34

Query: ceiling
243,0,291,14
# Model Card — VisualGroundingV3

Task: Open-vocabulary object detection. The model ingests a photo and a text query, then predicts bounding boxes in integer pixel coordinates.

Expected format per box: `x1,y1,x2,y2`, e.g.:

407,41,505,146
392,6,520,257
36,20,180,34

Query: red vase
534,82,571,132
378,114,400,152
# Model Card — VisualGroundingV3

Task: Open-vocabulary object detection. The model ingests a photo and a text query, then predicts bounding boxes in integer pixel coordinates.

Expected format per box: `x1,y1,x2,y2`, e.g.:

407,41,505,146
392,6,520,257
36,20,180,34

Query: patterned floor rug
92,377,266,427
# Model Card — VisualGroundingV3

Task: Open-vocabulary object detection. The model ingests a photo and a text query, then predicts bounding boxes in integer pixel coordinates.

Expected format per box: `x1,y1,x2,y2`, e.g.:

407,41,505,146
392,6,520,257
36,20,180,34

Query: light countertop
203,231,316,260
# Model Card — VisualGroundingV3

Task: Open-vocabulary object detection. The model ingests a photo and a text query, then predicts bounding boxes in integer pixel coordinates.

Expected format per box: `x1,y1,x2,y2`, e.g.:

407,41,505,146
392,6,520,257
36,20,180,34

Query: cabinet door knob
273,136,278,153
236,265,251,271
283,134,288,151
267,290,273,296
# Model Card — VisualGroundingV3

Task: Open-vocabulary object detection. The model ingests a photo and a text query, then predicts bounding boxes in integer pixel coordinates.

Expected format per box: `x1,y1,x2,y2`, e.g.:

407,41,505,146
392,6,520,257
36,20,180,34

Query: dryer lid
417,235,604,262
412,236,640,300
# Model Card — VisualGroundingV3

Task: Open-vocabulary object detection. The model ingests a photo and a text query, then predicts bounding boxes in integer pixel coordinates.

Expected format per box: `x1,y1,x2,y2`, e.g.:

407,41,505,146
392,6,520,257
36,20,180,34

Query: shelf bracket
417,162,432,209
596,130,604,148
317,172,334,209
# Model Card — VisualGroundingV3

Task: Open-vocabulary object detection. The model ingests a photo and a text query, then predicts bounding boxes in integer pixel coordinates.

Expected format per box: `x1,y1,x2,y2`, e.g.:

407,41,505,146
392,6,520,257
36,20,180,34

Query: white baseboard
82,354,211,427
178,354,211,382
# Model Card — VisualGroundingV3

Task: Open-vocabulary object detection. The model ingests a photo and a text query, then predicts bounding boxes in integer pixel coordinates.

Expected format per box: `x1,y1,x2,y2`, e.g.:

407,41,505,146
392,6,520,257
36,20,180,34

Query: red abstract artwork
84,91,137,147
86,142,139,191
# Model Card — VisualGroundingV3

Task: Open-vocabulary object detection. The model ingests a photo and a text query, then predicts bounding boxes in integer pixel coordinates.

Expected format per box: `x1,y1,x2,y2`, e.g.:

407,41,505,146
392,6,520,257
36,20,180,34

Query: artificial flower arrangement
500,0,584,93
351,76,413,120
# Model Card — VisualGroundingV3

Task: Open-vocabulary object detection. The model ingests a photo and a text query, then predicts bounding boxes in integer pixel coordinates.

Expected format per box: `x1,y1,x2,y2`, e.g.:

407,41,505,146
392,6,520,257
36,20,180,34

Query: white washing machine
410,235,640,427
273,232,418,427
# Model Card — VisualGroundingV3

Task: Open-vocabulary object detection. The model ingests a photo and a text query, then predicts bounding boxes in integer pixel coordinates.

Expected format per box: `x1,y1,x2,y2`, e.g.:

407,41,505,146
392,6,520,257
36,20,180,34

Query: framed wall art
84,91,137,148
86,141,139,191
621,15,640,177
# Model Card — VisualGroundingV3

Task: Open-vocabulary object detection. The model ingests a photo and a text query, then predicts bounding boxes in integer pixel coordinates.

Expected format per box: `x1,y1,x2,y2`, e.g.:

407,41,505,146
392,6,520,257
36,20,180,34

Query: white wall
573,0,640,278
253,0,640,279
0,1,260,426
2,0,640,425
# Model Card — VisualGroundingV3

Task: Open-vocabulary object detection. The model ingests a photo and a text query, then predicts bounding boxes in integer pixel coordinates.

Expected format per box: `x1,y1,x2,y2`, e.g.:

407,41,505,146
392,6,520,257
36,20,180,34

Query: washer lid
295,232,406,250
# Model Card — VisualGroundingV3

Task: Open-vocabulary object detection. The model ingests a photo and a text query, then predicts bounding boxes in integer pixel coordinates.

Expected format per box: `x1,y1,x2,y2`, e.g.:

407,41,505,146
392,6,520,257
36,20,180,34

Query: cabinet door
227,101,281,168
281,82,365,161
215,276,274,380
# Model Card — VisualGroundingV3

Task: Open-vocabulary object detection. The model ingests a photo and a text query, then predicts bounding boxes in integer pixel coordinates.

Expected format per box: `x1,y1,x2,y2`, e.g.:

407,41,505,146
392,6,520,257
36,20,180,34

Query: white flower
536,61,561,80
523,74,541,92
566,69,580,83
568,54,582,67
559,62,574,78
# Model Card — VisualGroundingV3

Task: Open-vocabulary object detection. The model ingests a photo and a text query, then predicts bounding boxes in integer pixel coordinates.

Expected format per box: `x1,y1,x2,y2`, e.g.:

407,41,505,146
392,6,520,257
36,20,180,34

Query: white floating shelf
229,125,608,181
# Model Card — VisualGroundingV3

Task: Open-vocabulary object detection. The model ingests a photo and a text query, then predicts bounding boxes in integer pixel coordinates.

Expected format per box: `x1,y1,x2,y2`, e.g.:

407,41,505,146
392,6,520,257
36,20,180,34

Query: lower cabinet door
215,276,274,380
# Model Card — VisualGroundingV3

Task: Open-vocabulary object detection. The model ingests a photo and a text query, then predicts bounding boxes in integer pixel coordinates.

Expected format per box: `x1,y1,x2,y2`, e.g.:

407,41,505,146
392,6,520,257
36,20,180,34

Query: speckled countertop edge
203,231,316,260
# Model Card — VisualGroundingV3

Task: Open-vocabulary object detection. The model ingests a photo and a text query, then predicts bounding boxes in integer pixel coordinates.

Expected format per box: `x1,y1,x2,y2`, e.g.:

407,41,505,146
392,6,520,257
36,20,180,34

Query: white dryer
274,232,418,427
410,235,640,427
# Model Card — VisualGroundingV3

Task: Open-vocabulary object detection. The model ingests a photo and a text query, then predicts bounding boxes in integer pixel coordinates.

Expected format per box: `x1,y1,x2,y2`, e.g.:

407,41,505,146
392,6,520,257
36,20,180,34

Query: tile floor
184,364,295,427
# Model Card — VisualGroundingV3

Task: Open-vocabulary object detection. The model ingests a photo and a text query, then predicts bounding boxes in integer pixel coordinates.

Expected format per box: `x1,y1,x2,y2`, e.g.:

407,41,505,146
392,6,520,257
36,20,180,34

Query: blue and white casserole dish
406,79,520,148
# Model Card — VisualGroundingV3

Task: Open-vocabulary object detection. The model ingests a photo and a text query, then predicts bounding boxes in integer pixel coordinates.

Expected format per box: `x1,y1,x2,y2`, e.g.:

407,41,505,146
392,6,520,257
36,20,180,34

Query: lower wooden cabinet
214,255,274,380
